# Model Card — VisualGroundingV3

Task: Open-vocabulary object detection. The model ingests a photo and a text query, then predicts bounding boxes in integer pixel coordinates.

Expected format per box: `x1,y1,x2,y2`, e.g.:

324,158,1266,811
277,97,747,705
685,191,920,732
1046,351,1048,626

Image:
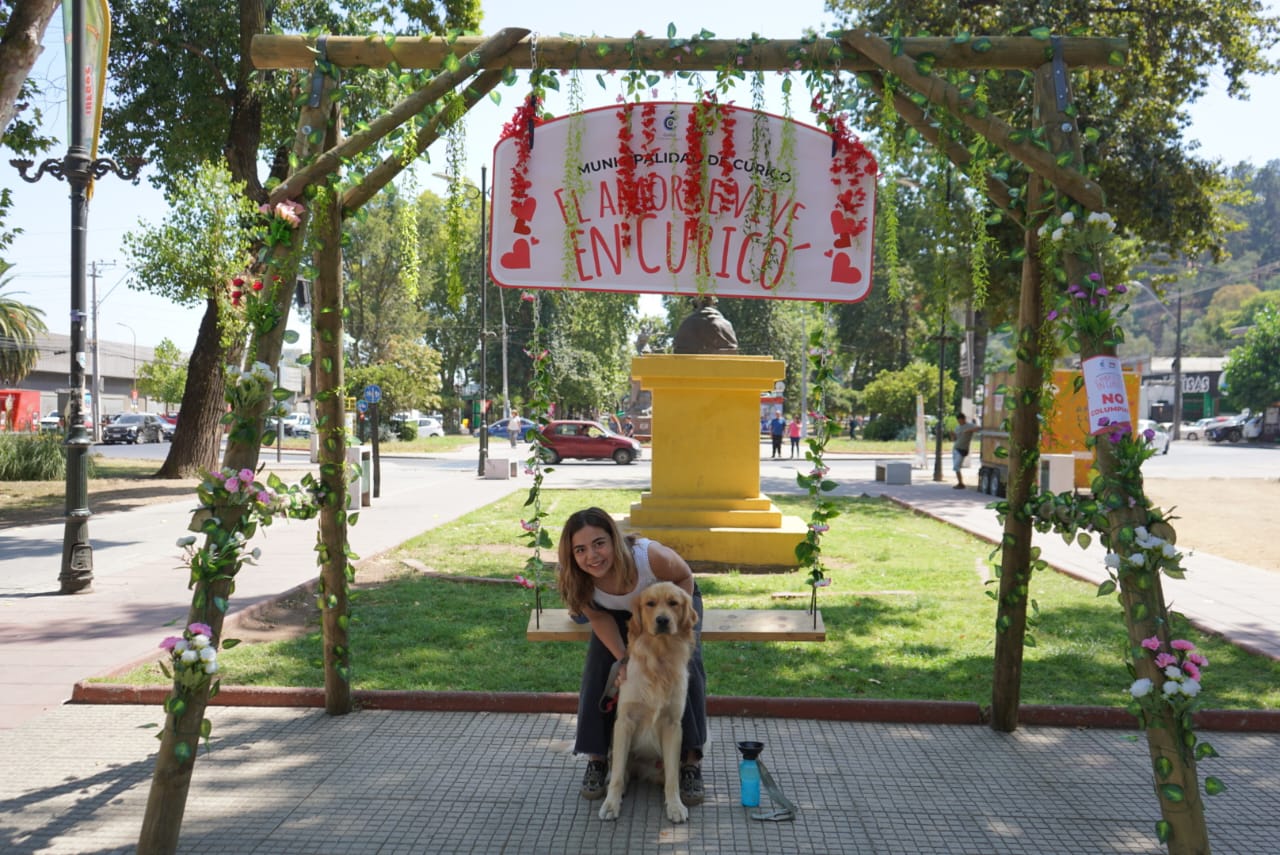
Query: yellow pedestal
625,354,806,568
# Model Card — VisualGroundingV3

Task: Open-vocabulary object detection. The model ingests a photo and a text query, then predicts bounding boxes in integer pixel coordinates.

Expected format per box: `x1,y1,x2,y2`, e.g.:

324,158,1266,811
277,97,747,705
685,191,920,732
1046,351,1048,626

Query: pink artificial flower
813,578,832,587
274,200,302,226
808,467,828,478
188,622,212,637
809,523,830,534
1140,635,1161,651
1171,639,1196,651
520,519,539,532
1088,272,1102,281
1183,661,1201,681
1046,310,1059,321
257,491,272,504
159,636,182,651
514,575,536,589
225,477,240,492
520,291,536,302
239,468,254,484
258,203,272,215
1188,653,1209,667
1154,652,1178,668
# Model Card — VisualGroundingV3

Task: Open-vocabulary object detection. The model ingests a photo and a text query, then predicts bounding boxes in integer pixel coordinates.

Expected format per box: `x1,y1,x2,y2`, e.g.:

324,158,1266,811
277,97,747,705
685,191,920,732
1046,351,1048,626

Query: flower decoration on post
793,323,840,627
156,621,235,760
517,297,555,626
260,199,306,248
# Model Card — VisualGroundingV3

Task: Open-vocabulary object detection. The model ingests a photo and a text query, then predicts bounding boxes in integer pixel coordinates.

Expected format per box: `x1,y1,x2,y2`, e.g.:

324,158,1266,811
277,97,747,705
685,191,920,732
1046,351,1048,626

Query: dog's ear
627,607,644,638
679,591,697,635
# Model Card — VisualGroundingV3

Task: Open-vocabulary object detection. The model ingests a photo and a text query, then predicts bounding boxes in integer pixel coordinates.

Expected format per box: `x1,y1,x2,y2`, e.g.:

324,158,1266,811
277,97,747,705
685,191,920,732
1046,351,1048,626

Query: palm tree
0,271,47,385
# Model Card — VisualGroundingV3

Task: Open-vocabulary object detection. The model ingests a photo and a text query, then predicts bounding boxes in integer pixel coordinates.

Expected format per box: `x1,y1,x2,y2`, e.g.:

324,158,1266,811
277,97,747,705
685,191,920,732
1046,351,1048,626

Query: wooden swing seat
526,608,825,642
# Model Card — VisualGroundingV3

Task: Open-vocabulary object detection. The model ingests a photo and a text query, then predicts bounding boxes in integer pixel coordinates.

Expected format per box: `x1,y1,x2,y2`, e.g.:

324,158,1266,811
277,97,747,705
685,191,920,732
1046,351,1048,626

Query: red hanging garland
499,92,545,219
813,96,878,238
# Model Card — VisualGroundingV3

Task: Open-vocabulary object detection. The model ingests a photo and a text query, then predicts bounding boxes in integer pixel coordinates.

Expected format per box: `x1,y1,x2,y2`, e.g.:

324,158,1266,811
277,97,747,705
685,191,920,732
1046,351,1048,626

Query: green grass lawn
108,490,1280,710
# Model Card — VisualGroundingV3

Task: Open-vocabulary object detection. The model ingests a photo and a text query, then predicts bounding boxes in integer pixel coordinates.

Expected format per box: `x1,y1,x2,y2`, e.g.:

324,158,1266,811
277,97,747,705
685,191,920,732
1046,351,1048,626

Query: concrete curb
68,683,1280,732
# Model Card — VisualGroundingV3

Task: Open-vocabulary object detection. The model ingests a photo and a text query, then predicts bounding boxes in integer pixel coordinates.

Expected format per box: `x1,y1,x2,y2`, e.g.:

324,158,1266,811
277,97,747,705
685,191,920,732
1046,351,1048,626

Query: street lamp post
10,0,139,593
117,322,136,409
478,165,489,477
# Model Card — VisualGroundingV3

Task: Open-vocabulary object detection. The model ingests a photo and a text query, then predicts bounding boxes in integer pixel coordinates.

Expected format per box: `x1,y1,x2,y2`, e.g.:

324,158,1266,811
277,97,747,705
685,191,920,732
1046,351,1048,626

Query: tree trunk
155,299,229,478
0,0,59,139
989,176,1046,733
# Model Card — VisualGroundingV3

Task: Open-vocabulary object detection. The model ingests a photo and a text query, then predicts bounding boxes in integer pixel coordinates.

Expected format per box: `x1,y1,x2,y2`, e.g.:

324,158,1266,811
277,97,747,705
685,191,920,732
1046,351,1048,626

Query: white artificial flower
1052,228,1065,242
1060,210,1076,226
173,639,190,654
199,647,217,662
1162,680,1181,696
1129,678,1153,698
204,661,220,675
1104,552,1122,569
1129,552,1146,566
1180,679,1201,697
1162,543,1178,559
191,634,210,649
1164,665,1184,680
181,649,200,665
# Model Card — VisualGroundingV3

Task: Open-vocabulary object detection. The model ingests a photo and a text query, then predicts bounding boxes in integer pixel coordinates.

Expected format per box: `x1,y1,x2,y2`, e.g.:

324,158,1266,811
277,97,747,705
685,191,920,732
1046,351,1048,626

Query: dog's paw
665,800,689,824
599,797,622,821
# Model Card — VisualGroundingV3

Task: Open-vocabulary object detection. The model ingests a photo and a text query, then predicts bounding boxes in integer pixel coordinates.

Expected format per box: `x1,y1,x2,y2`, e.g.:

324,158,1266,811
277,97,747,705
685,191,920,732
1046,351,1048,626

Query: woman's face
570,524,613,580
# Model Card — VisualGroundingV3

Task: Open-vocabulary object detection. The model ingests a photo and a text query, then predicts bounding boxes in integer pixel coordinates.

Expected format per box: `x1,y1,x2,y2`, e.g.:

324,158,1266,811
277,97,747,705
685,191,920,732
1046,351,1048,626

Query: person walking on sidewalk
768,411,786,459
952,413,981,489
557,507,708,808
787,414,802,458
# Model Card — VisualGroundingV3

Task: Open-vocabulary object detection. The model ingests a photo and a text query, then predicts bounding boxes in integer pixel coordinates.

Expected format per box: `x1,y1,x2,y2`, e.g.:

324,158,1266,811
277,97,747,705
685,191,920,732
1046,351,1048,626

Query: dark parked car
102,412,163,444
537,419,642,465
1206,413,1249,443
158,414,177,441
486,417,538,441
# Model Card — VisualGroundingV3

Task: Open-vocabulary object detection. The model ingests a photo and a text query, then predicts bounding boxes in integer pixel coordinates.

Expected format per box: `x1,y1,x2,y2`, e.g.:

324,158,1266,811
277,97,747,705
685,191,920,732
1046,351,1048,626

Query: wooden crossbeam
252,34,1127,73
527,609,825,642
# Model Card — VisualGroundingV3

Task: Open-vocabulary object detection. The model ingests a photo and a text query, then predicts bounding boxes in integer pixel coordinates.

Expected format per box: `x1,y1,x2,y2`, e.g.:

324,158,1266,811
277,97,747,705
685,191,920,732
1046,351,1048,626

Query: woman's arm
646,541,695,596
583,604,626,661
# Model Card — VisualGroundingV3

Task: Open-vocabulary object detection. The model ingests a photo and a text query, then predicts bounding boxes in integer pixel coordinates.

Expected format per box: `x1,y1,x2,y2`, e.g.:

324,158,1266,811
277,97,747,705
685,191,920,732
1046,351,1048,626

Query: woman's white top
591,537,656,612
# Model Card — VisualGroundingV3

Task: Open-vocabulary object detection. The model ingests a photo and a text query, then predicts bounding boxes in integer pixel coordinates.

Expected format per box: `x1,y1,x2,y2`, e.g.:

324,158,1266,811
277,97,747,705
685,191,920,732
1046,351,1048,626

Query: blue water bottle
736,741,763,807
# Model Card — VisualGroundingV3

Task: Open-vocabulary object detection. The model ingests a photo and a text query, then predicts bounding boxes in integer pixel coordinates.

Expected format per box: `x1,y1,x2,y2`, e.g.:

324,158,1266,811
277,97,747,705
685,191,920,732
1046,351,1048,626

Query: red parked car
537,419,642,465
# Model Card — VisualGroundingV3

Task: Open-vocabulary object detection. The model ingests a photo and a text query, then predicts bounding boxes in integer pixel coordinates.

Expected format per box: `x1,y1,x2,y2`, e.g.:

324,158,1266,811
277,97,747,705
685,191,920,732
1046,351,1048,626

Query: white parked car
411,416,444,438
1138,419,1170,455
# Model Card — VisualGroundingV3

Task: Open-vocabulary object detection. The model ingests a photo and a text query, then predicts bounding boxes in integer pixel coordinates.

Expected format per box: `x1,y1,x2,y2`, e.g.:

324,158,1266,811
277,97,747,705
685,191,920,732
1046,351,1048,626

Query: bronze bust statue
673,296,738,354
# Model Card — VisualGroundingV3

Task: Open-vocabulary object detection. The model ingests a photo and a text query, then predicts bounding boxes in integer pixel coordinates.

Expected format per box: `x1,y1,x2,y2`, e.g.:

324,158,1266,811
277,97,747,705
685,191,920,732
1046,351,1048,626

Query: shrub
398,422,419,442
861,416,905,441
0,433,96,481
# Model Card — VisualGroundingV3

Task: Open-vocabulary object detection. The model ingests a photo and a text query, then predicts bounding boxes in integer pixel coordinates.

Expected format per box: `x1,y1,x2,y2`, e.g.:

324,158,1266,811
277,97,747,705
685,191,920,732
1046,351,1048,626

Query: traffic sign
363,384,382,404
356,399,369,413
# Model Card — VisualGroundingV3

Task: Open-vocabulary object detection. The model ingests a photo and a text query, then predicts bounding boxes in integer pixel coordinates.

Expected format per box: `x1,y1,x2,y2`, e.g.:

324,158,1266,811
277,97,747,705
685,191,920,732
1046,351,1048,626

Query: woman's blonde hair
557,507,637,614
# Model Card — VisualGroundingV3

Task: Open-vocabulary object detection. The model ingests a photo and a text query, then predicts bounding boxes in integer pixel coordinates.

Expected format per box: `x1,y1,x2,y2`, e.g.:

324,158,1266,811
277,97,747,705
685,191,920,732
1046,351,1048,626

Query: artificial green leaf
1158,783,1185,802
1204,776,1227,795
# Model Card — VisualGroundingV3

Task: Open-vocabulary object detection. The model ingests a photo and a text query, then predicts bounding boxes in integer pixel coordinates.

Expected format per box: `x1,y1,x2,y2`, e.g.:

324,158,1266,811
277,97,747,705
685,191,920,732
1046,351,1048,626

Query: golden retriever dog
599,581,697,823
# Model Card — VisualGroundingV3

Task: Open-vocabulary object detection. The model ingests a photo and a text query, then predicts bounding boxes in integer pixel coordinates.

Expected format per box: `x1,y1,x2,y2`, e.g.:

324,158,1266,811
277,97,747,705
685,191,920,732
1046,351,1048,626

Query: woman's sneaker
580,760,608,800
679,764,704,806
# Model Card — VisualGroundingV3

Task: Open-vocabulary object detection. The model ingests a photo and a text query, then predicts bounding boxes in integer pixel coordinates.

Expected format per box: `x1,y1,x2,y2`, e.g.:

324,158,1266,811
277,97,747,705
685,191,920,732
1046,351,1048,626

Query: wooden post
1035,61,1211,854
136,71,338,855
989,168,1046,732
314,108,353,716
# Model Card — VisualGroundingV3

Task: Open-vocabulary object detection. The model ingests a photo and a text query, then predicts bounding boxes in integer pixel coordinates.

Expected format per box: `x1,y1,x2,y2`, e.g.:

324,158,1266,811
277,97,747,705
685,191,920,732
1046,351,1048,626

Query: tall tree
98,0,481,471
0,0,58,144
122,161,258,475
0,267,45,384
137,338,189,413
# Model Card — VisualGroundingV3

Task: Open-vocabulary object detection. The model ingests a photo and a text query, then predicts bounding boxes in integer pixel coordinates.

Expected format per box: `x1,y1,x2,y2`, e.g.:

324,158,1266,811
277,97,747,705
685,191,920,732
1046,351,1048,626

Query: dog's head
629,581,696,638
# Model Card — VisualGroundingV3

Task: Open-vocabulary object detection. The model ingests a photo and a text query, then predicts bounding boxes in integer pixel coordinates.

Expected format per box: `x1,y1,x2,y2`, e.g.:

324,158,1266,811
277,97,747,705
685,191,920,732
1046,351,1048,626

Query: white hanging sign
490,102,878,303
1082,355,1132,434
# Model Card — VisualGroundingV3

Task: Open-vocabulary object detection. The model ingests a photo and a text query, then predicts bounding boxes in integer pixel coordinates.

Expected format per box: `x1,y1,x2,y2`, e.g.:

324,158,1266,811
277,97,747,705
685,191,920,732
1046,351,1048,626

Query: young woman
788,415,802,458
557,507,707,806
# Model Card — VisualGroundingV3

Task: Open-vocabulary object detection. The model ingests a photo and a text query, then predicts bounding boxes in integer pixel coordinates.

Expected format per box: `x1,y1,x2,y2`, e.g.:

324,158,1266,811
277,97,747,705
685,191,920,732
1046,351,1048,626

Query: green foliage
345,336,443,419
1223,305,1280,410
0,270,47,384
122,161,258,343
0,432,95,481
137,339,189,411
860,359,956,427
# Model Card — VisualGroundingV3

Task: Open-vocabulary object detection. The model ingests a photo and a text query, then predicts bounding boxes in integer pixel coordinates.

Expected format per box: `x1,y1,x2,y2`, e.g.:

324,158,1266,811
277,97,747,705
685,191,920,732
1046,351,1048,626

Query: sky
5,0,1280,349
